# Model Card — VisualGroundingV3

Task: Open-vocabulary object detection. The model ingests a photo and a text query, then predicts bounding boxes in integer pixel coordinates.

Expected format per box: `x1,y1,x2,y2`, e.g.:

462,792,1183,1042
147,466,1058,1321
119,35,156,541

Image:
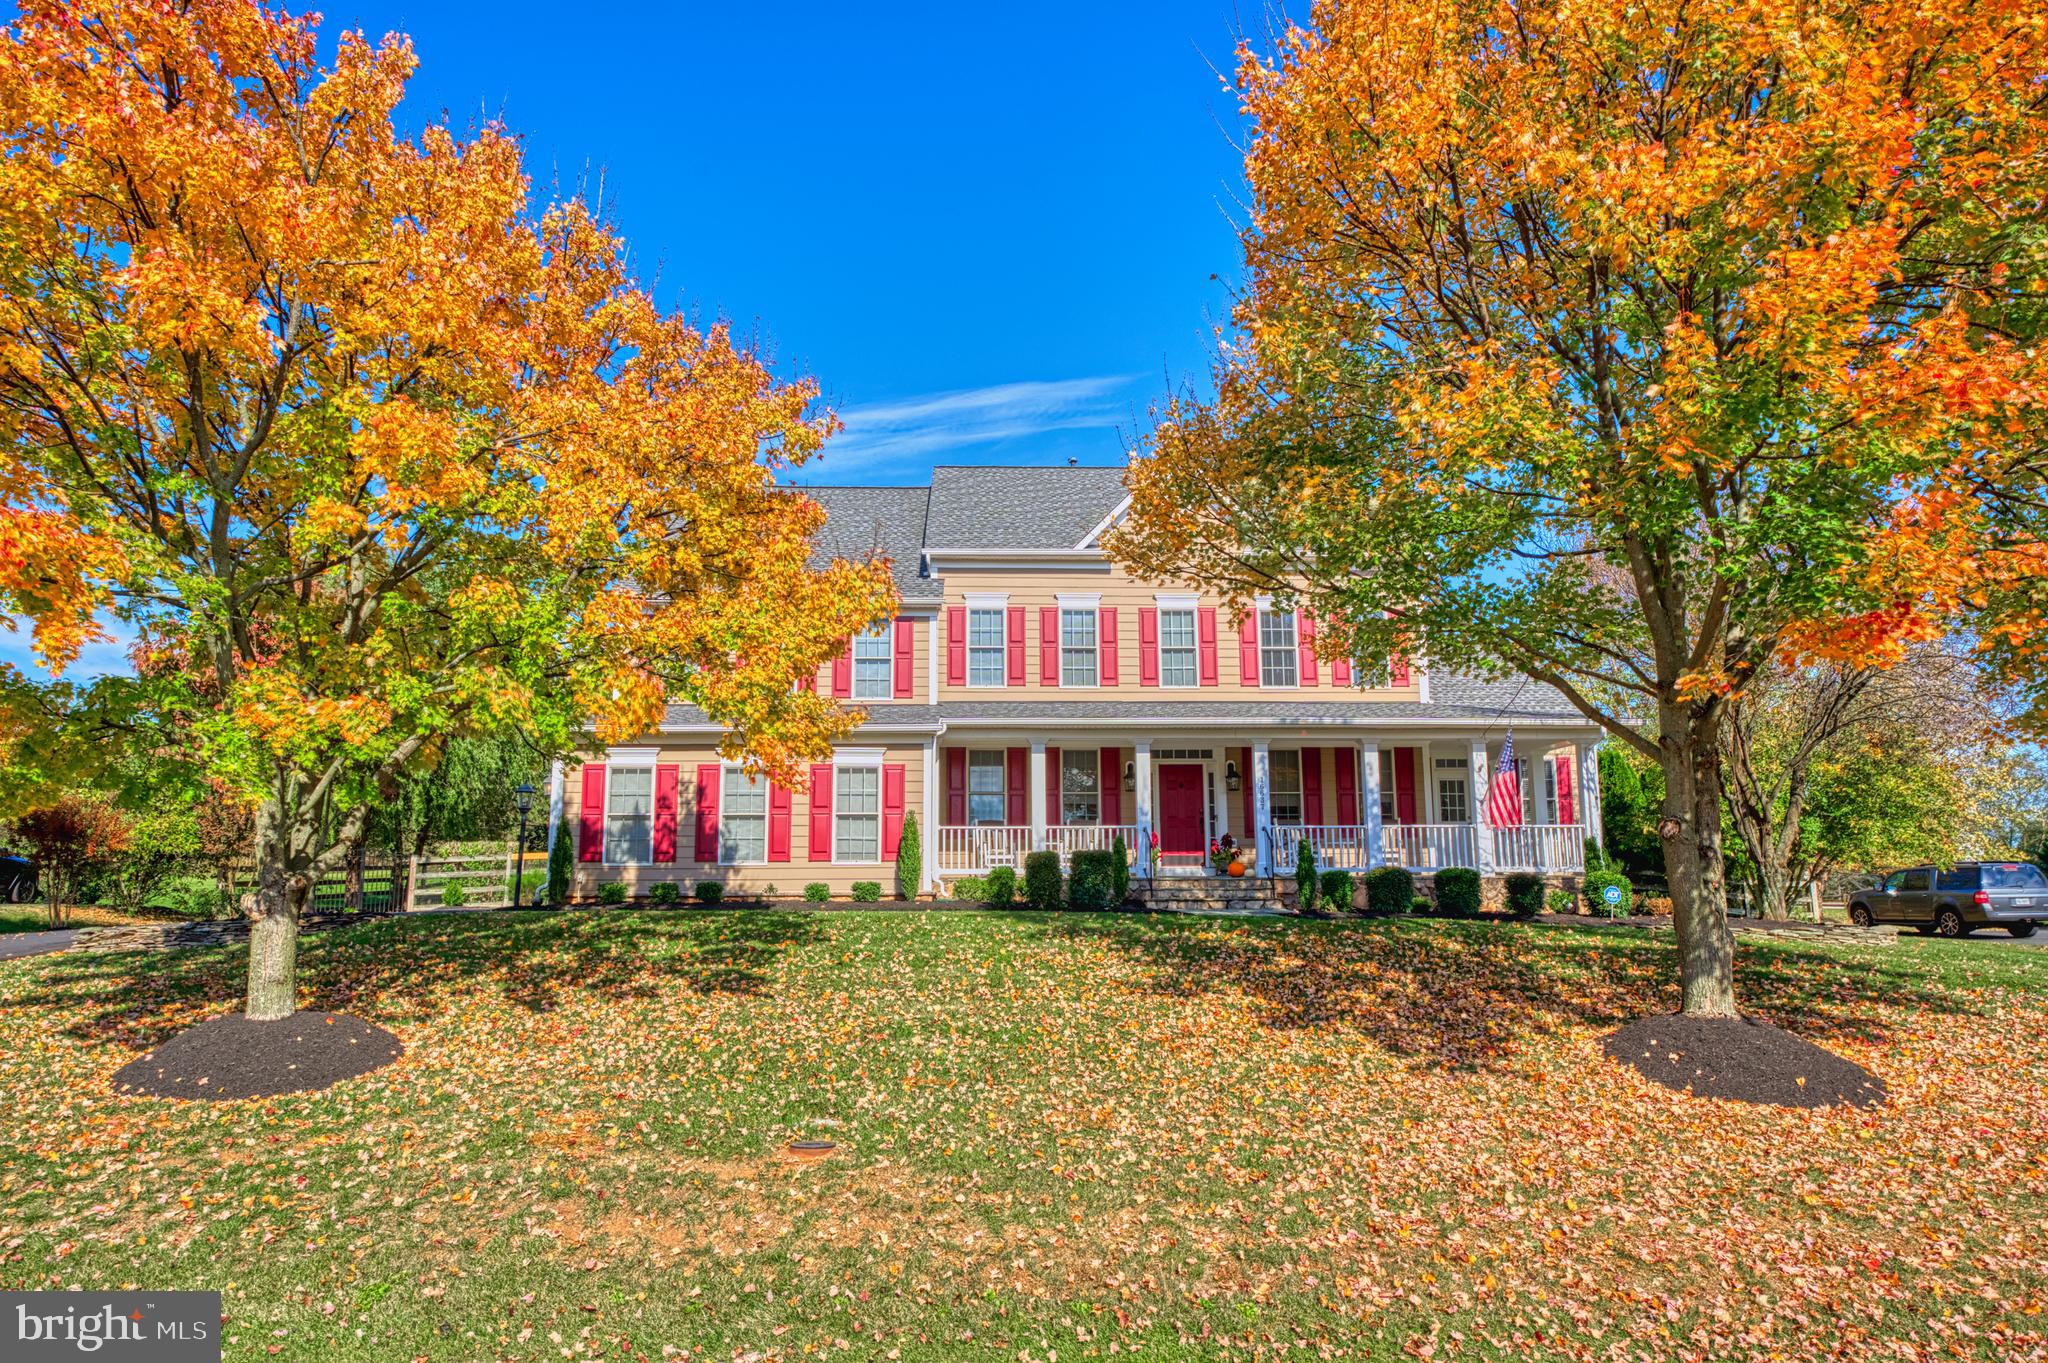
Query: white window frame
1059,749,1100,825
1270,749,1304,826
1433,757,1469,825
601,749,657,866
967,749,1008,826
832,752,884,864
719,764,770,866
1258,607,1299,689
1059,603,1099,688
851,624,893,701
1378,748,1398,823
965,599,1007,689
1157,606,1198,688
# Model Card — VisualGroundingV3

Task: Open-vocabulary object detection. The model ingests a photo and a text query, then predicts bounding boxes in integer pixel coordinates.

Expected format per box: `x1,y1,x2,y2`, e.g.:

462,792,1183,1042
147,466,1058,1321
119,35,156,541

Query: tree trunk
344,837,365,914
244,799,314,1021
1658,703,1739,1017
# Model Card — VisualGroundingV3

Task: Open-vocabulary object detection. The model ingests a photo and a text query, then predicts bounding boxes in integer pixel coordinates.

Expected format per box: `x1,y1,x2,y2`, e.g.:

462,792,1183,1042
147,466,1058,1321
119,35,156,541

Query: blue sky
0,1,1259,678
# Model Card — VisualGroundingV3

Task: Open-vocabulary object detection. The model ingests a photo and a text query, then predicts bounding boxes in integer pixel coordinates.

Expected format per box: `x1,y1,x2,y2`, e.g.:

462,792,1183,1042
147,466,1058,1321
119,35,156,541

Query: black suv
1848,862,2046,938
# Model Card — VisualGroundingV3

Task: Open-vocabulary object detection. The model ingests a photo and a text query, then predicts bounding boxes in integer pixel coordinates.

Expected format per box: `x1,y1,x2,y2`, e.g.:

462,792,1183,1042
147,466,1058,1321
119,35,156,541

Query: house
551,465,1603,899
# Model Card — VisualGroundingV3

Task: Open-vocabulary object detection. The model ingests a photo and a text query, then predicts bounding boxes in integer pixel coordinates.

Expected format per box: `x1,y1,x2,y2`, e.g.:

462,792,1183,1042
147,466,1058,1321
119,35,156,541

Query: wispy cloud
811,375,1136,479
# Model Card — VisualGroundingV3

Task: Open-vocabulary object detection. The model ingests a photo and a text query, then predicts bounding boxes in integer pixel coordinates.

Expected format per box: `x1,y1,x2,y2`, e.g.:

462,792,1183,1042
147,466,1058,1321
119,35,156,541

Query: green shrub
149,875,231,920
1435,868,1483,918
1294,839,1319,913
850,880,882,902
948,875,986,902
695,880,724,903
1110,834,1130,906
1546,888,1574,914
1583,868,1634,917
1502,872,1546,918
895,813,920,900
547,830,574,905
647,881,682,906
1319,869,1353,913
1583,836,1607,873
1411,896,1432,913
1068,850,1117,911
803,882,830,904
440,879,467,907
1364,865,1414,915
596,880,628,906
986,865,1018,907
1022,851,1062,911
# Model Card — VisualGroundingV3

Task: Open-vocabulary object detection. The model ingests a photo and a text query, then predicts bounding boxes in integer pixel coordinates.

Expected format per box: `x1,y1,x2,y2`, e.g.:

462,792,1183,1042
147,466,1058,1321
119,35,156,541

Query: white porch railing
1047,824,1139,866
1274,825,1377,871
1382,823,1480,871
933,824,1140,875
1493,824,1587,872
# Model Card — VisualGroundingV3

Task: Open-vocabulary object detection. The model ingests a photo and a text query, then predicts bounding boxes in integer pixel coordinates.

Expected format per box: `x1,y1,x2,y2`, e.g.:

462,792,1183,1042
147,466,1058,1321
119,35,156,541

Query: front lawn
1,911,2042,1361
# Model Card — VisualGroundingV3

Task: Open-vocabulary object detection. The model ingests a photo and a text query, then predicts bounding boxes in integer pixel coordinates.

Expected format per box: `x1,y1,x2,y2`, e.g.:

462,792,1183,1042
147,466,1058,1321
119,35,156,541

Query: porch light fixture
1224,760,1241,792
1122,761,1136,793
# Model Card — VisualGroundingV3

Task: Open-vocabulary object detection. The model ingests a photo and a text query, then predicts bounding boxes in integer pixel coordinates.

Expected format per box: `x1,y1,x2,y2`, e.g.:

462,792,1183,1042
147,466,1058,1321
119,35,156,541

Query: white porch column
1029,740,1048,851
920,738,939,893
1133,741,1153,878
1576,739,1603,853
1251,741,1273,877
1359,741,1383,869
1470,738,1497,874
544,758,565,859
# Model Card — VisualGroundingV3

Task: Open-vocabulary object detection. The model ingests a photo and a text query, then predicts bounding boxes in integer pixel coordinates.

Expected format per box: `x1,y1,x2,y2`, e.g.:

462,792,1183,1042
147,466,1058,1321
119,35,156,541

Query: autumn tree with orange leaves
1110,0,2048,1014
0,2,893,1019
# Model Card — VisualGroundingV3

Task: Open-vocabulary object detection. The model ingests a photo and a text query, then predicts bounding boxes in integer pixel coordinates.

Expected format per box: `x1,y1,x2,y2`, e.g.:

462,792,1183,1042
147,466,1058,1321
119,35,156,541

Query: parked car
1848,862,2046,938
0,854,35,904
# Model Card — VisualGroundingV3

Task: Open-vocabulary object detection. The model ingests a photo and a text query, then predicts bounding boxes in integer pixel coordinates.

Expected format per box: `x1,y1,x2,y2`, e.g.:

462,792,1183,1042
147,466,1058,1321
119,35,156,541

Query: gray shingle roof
1426,672,1583,720
804,486,940,599
922,465,1129,549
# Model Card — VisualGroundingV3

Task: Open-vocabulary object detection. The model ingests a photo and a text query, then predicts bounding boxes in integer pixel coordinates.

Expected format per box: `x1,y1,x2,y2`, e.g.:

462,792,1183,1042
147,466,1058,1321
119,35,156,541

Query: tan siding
564,741,928,899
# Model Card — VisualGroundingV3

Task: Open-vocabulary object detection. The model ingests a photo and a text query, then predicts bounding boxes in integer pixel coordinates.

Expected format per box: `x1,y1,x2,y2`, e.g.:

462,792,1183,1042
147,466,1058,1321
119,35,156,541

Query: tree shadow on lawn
7,909,828,1053
1018,914,1993,1073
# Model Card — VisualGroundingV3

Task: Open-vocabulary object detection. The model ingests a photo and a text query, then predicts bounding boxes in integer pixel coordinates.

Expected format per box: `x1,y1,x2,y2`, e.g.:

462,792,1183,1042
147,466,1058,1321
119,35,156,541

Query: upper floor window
1159,608,1197,687
1434,757,1469,824
967,609,1005,687
835,762,881,861
606,763,653,863
1259,610,1298,688
1060,607,1098,687
1060,749,1099,824
852,625,893,700
721,767,768,864
967,750,1007,824
1269,749,1303,824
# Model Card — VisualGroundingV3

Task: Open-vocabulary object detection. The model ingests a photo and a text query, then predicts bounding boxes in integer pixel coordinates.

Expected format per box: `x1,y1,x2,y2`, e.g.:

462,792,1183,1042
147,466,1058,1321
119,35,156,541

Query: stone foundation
1279,871,1584,913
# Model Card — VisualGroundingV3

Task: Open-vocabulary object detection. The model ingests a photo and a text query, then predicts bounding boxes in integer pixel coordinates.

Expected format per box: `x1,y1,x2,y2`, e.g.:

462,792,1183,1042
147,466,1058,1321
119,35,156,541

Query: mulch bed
110,1010,402,1101
1602,1014,1887,1109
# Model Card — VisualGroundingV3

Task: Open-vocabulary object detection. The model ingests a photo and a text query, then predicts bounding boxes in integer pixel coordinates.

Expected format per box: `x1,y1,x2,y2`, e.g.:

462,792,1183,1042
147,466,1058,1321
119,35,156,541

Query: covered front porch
925,732,1601,881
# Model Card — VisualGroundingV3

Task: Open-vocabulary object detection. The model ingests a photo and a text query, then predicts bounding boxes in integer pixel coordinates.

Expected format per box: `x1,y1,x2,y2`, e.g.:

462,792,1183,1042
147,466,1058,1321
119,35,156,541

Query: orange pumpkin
1227,860,1246,877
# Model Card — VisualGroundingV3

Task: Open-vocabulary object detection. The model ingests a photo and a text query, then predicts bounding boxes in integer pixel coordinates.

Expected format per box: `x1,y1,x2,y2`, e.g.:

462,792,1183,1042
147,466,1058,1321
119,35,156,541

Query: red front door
1159,764,1205,856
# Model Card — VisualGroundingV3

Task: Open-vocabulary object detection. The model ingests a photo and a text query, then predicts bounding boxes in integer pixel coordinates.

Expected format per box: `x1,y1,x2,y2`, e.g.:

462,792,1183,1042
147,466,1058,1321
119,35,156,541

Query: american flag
1486,731,1524,828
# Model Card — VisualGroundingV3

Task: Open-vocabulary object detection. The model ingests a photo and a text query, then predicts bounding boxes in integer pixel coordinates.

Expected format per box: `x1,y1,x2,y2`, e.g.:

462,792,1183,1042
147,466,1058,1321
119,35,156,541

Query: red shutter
1392,654,1412,686
1556,755,1576,824
893,618,914,699
946,607,967,686
1393,748,1419,825
1098,608,1118,685
1006,747,1027,824
1239,614,1260,686
1045,747,1061,826
1333,747,1358,825
691,764,718,862
883,764,907,857
946,748,967,824
1006,607,1026,686
1100,746,1121,825
1333,657,1353,687
831,641,853,698
1302,748,1323,826
768,781,792,861
808,763,834,861
1039,606,1060,686
1197,608,1219,686
1138,608,1159,686
1239,747,1255,844
1298,612,1318,686
577,764,607,863
653,764,680,863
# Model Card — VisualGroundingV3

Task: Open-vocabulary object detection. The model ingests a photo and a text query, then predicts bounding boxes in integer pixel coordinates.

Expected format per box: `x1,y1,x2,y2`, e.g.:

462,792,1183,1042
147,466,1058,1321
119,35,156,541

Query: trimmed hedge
1294,840,1320,914
596,881,627,906
647,881,681,906
1023,851,1062,911
1435,868,1483,918
1318,869,1354,913
986,865,1018,907
1068,849,1117,911
1502,872,1546,918
1364,865,1415,915
547,831,574,906
802,882,830,903
1583,868,1634,916
850,881,882,902
895,813,920,900
695,880,723,904
1110,834,1130,906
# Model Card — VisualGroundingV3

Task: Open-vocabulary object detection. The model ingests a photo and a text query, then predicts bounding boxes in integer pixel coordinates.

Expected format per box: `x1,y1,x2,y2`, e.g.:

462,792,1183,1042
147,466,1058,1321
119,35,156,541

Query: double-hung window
1158,608,1197,687
1434,757,1469,824
1259,610,1299,688
1059,749,1099,825
605,763,653,863
967,751,1007,825
720,767,768,864
967,609,1006,687
1378,750,1398,824
1060,607,1098,687
851,625,893,700
835,762,881,861
1269,750,1303,825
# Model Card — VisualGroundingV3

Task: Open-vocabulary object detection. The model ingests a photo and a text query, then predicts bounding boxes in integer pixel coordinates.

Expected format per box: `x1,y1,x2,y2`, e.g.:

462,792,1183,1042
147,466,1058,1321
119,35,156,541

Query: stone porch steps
1134,877,1283,914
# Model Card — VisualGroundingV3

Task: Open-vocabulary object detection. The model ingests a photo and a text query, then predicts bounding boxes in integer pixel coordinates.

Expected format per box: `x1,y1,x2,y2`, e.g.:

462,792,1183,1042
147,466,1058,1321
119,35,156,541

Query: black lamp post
512,784,536,908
